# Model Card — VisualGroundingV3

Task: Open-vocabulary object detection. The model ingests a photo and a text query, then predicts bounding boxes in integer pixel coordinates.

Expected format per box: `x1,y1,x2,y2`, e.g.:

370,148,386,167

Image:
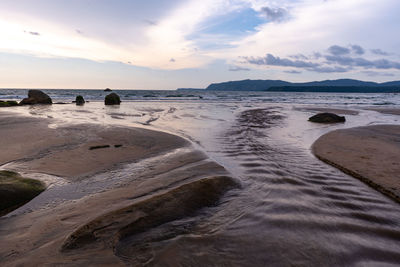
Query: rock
105,93,121,105
104,88,112,92
75,95,85,105
309,112,346,123
20,90,52,105
89,145,110,150
0,100,19,107
62,175,238,250
0,170,45,216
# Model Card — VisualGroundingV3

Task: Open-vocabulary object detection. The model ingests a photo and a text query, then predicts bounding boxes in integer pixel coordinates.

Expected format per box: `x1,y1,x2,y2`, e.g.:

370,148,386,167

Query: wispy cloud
371,48,390,56
143,19,158,26
362,70,394,77
244,53,318,68
284,70,302,74
24,30,40,36
229,65,250,71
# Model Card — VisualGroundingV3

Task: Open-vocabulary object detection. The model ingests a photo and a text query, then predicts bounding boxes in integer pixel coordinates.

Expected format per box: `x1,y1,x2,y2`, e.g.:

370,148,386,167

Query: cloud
24,30,40,36
260,7,289,22
243,44,400,74
351,44,364,55
311,66,349,73
325,55,400,70
244,53,318,68
169,58,176,62
284,70,302,74
328,45,350,56
328,44,365,56
229,65,250,71
289,54,308,60
362,71,394,77
371,48,390,56
243,52,351,73
144,19,157,26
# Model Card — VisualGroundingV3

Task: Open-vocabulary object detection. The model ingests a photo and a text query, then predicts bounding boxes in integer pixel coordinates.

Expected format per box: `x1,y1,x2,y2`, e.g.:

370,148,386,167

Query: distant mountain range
205,79,400,92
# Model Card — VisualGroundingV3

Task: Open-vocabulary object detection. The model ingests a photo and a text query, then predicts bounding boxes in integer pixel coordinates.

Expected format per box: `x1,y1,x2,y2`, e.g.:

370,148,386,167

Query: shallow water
2,91,400,266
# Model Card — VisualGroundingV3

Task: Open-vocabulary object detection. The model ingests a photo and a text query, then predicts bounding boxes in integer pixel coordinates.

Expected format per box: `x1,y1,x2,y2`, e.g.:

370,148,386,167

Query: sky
0,0,399,89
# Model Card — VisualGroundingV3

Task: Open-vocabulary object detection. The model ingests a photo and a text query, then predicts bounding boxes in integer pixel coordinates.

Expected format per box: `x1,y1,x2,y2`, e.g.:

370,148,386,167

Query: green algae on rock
0,170,46,216
0,100,19,107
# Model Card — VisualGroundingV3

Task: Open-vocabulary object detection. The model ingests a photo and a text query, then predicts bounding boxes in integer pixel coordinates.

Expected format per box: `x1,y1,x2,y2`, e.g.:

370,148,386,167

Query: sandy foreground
313,124,400,203
0,111,236,265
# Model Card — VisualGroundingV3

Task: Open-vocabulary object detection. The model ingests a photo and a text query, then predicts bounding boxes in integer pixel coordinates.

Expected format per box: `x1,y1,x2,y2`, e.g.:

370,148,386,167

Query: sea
1,88,400,266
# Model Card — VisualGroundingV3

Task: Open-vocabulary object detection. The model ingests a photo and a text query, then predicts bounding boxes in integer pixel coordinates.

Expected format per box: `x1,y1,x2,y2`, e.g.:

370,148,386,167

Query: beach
313,124,400,202
0,110,236,265
0,93,400,266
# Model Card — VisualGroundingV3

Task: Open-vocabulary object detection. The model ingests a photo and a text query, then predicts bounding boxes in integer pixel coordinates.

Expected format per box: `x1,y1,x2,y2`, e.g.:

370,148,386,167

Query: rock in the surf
75,95,85,105
20,90,52,105
105,93,121,105
308,113,345,123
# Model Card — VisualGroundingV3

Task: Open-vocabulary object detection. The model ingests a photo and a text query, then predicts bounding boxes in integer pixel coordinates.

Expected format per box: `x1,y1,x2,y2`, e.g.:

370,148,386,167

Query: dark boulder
20,90,52,105
105,93,121,105
104,88,112,92
75,95,85,105
0,170,45,216
309,113,346,123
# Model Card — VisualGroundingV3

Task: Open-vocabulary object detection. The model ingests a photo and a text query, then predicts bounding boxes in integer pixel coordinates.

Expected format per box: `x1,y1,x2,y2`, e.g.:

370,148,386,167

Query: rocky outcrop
104,88,112,92
62,176,238,251
20,90,52,105
308,113,345,123
0,100,18,107
105,93,121,105
75,95,85,105
0,170,45,216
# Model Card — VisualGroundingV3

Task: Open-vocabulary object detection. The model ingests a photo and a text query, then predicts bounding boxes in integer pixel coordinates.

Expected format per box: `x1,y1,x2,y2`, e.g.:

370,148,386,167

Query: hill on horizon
205,79,400,92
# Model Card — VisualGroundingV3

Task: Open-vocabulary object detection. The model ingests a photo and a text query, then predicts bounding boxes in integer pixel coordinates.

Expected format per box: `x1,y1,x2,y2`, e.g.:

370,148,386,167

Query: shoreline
312,124,400,203
0,110,236,265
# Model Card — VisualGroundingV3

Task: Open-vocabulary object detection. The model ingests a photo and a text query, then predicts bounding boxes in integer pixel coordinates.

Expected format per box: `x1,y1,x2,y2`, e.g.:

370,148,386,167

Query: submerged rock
20,90,52,105
75,95,85,105
308,113,345,123
105,93,121,105
0,170,45,216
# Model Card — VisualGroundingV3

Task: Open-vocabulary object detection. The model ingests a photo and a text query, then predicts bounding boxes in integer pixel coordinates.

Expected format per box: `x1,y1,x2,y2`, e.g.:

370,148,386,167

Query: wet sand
0,112,188,180
313,125,400,202
0,112,236,265
366,107,400,116
295,106,359,115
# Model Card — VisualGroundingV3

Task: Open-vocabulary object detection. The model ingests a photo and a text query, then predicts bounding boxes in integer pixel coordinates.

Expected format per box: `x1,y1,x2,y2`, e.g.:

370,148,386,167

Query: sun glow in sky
0,0,399,89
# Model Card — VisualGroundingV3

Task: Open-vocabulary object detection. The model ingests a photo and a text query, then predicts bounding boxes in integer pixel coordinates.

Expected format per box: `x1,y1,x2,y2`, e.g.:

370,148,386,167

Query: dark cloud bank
242,44,397,76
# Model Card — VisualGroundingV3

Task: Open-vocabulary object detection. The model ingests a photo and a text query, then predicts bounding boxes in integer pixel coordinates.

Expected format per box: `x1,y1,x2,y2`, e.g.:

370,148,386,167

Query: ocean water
1,89,400,266
1,88,400,106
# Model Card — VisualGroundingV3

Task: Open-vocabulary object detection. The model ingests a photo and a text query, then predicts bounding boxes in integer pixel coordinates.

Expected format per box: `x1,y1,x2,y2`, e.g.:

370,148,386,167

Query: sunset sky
1,0,399,89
